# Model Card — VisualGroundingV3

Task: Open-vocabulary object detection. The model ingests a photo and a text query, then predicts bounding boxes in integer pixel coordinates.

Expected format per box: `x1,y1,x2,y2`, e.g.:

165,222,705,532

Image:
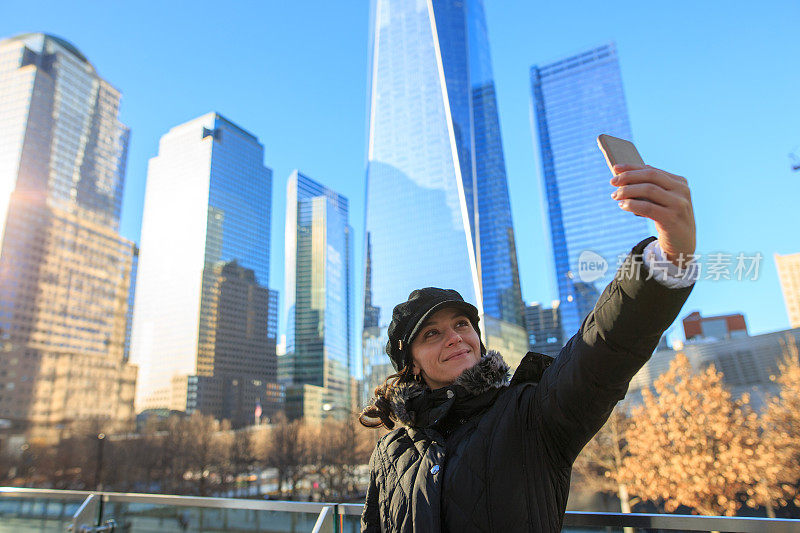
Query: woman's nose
446,329,462,345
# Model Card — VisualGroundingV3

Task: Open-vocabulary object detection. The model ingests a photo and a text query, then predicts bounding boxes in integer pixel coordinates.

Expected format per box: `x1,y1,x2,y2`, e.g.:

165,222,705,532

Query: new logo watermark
577,250,608,283
575,249,764,282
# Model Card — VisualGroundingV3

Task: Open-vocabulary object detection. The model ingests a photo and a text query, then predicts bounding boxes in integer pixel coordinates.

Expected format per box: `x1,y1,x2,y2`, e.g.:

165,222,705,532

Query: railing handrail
3,487,800,532
563,510,800,533
0,487,334,513
101,490,335,513
0,487,92,500
337,503,364,516
337,502,800,533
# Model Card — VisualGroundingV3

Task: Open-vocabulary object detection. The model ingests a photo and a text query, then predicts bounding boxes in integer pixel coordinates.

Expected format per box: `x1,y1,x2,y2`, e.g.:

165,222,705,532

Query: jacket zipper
520,402,535,531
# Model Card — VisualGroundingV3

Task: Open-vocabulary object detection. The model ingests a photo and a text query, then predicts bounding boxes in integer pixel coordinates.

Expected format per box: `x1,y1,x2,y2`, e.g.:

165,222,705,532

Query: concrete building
0,33,136,444
682,311,748,341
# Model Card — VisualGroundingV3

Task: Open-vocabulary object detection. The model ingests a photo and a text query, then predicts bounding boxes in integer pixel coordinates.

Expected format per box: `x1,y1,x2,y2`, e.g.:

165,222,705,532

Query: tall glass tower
0,33,136,442
364,0,524,342
283,172,353,419
130,113,279,427
530,43,650,339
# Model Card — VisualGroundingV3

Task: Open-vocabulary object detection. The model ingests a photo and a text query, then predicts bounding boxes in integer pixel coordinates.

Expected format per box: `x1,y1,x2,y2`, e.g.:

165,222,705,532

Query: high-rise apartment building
0,33,136,444
129,113,279,428
775,252,800,328
530,43,650,340
282,172,353,420
363,0,526,379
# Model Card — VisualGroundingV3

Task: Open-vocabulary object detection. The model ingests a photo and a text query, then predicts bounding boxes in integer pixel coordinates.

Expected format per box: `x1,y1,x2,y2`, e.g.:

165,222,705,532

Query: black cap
386,287,482,372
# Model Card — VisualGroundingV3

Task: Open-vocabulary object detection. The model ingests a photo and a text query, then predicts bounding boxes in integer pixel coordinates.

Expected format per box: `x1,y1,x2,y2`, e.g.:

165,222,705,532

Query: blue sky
3,1,799,344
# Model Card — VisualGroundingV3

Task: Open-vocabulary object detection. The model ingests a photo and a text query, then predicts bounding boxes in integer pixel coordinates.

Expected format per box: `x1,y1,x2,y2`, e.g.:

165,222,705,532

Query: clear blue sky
4,1,799,344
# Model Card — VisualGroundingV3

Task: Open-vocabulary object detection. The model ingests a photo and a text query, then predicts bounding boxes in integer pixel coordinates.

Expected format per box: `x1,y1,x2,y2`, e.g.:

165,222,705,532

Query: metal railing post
68,494,98,532
312,505,335,533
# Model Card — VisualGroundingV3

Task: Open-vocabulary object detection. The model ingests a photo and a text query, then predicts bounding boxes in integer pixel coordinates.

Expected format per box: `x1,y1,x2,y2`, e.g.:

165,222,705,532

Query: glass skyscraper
364,0,524,354
0,33,136,442
130,113,279,427
282,172,353,419
531,43,650,339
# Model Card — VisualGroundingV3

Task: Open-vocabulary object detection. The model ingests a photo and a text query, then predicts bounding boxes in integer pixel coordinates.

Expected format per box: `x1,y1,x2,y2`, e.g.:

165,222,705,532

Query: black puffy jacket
361,237,694,532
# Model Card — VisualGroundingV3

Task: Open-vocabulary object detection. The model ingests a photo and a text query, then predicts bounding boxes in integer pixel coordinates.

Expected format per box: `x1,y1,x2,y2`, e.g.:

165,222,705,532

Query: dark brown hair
358,365,416,429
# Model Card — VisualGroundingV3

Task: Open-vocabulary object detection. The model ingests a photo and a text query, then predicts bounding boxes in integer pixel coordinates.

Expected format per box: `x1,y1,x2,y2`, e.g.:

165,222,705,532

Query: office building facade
283,172,353,419
363,0,526,381
362,326,391,408
775,252,800,328
0,33,136,443
629,328,800,410
129,113,278,427
531,43,650,340
682,311,748,341
525,301,563,359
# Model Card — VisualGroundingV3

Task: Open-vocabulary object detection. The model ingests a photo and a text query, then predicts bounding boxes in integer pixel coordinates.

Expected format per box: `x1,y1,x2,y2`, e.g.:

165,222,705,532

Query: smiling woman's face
410,307,481,390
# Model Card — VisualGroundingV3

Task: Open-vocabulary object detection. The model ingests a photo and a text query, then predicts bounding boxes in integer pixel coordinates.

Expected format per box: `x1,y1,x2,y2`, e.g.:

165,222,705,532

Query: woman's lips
444,349,469,362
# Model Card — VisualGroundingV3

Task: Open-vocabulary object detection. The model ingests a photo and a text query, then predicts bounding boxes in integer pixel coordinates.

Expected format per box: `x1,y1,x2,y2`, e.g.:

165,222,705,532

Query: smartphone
597,134,644,172
597,134,647,215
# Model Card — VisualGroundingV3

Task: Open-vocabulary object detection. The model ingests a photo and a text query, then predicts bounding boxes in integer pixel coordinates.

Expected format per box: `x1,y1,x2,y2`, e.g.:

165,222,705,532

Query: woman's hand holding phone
611,164,696,267
597,134,696,267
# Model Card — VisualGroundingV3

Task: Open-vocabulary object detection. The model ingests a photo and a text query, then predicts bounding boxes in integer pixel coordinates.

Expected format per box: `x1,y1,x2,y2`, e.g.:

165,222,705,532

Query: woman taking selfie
359,163,698,532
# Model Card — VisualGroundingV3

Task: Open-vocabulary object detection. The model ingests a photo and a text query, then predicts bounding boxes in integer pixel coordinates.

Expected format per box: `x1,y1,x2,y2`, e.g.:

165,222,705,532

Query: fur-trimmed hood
386,350,510,427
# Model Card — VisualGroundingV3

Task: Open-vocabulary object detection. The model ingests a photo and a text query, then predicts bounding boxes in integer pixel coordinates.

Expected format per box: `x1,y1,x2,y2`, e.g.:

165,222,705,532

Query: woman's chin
443,356,478,380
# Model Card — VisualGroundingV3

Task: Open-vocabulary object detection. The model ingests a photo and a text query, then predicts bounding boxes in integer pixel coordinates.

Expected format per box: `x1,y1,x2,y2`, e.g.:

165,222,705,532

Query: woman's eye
456,320,469,328
424,329,439,339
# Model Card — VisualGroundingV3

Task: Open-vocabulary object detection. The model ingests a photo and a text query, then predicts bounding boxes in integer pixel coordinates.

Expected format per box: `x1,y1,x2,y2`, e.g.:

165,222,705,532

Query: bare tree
573,406,638,521
158,412,224,495
228,429,256,496
161,414,192,494
264,412,310,498
312,416,373,499
0,447,16,482
185,413,224,496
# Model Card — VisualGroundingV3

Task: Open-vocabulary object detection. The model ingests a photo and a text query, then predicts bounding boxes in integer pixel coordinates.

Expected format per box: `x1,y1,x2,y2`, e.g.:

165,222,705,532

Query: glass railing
0,488,88,532
99,493,333,532
2,487,799,532
335,503,800,533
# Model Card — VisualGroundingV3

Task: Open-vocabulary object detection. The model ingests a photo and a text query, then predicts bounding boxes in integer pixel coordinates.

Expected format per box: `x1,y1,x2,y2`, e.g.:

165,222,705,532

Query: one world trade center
363,0,525,376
